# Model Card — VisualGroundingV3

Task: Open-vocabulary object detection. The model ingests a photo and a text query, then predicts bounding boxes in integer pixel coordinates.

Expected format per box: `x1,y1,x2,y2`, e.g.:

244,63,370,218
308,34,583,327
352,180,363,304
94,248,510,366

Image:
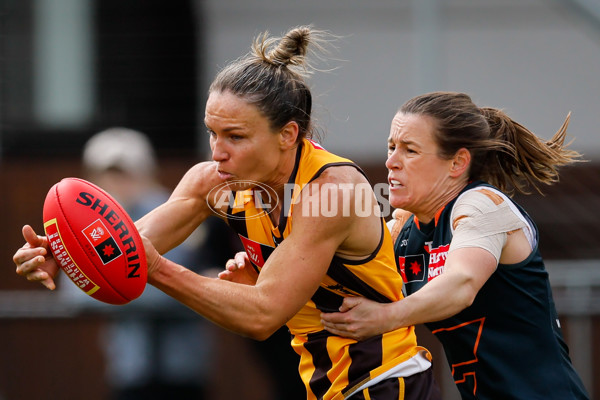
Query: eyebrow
388,136,418,147
204,121,244,133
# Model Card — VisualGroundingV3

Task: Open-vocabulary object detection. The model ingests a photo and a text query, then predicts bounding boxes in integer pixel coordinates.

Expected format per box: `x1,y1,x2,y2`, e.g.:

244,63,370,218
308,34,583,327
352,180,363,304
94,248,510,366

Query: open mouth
389,179,403,189
217,170,233,180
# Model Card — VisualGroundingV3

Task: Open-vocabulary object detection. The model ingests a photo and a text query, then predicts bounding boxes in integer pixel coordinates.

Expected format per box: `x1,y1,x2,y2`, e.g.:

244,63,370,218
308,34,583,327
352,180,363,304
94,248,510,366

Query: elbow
241,314,283,341
248,329,277,342
459,293,476,310
455,284,479,312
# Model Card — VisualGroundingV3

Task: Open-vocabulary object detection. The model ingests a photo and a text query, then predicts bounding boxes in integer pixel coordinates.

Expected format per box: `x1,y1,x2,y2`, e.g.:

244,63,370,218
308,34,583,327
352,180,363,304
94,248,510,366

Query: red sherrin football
43,177,147,305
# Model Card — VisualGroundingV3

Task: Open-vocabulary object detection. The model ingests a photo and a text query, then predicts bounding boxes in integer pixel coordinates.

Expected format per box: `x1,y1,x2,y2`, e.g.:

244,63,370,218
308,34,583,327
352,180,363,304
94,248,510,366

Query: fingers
320,305,353,325
320,316,361,341
14,247,45,266
338,296,361,313
14,253,57,290
218,270,233,281
224,259,237,272
22,225,44,247
225,251,248,272
14,225,57,290
320,297,362,331
14,224,48,270
234,251,249,267
25,270,56,290
14,246,47,274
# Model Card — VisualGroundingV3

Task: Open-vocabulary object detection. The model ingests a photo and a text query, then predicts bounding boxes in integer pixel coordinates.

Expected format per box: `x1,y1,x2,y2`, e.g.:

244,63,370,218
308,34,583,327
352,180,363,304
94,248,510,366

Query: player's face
386,112,455,219
205,90,284,189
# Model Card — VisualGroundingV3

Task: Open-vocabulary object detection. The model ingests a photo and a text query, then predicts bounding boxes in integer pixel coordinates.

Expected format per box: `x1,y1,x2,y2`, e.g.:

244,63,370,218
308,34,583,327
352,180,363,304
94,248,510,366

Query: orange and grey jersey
226,139,429,400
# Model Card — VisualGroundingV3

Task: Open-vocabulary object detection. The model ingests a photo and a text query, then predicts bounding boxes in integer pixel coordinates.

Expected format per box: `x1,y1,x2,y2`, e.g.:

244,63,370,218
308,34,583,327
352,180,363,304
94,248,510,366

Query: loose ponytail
480,108,582,194
400,92,583,195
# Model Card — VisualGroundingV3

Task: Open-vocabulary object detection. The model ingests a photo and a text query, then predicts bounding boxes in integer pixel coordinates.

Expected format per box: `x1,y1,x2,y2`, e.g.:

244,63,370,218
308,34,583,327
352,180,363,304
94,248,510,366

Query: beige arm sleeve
449,188,528,263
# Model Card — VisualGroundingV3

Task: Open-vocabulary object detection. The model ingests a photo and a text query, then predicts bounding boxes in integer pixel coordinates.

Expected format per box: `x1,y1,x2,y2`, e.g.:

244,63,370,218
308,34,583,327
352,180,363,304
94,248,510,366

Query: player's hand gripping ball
43,178,147,304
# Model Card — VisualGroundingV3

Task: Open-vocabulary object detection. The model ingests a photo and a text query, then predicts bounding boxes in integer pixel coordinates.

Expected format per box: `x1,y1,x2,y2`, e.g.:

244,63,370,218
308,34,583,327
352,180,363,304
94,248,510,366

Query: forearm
390,271,478,328
136,161,222,255
390,247,496,328
149,255,279,340
136,203,208,255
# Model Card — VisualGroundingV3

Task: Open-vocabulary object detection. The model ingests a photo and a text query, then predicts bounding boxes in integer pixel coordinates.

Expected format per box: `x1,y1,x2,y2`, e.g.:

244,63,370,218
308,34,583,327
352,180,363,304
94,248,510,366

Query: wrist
147,254,174,286
388,300,410,330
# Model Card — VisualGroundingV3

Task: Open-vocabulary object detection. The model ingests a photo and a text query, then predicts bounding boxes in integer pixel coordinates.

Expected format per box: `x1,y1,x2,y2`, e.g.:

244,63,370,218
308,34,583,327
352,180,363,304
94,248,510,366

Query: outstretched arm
321,247,497,341
143,168,361,340
12,161,220,291
321,189,534,341
136,162,221,254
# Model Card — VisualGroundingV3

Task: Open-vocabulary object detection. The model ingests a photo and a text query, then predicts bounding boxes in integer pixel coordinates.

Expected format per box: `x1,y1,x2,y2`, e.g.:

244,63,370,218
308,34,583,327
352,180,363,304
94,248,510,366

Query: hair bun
252,26,312,68
268,26,310,66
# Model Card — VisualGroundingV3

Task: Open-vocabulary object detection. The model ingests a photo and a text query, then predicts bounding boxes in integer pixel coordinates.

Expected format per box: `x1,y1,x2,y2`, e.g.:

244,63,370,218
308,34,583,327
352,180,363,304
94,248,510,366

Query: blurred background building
0,0,599,399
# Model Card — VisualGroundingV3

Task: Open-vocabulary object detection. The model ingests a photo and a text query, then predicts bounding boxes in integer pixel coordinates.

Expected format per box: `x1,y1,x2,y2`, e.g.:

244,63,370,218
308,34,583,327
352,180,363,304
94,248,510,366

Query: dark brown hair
400,92,582,195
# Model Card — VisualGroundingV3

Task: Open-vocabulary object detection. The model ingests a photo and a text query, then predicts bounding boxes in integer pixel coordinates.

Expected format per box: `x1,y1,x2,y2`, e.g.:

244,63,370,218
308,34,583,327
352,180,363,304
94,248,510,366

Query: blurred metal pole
547,259,599,398
413,0,443,93
565,277,594,397
566,315,593,397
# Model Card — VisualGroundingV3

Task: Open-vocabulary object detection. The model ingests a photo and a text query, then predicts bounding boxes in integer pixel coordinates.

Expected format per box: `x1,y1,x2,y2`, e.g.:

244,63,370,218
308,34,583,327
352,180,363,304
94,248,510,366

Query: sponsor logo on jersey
427,244,449,281
238,235,275,269
82,219,123,264
398,254,426,283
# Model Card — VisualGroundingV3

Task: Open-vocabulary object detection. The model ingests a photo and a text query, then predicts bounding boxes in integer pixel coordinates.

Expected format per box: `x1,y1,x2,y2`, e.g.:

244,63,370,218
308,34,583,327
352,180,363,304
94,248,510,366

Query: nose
385,150,401,171
211,137,229,162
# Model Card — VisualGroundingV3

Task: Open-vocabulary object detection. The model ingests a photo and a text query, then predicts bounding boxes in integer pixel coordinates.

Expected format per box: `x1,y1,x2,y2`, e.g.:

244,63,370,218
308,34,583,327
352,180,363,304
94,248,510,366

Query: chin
390,197,412,212
225,180,256,191
388,194,403,207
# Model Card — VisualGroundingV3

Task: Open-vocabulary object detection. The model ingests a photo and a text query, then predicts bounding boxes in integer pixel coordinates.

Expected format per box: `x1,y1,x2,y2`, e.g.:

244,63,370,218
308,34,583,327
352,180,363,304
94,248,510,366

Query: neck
256,143,301,219
414,181,468,224
272,143,300,196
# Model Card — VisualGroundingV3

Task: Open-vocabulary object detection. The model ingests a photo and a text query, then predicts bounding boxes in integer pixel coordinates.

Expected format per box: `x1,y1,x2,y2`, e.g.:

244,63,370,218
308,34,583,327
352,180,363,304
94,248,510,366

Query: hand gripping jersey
227,139,429,400
393,181,589,400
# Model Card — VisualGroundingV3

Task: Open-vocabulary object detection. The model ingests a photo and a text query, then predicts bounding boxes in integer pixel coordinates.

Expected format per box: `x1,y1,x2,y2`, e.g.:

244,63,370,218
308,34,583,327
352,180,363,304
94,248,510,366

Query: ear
279,121,299,149
449,148,471,178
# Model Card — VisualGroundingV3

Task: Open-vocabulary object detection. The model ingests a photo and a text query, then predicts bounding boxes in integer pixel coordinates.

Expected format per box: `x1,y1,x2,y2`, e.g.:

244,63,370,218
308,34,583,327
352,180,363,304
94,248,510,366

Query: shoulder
181,161,220,185
451,186,529,233
172,161,230,208
293,164,367,225
452,186,526,222
453,187,511,214
305,165,372,213
388,208,413,243
312,163,367,185
292,164,382,258
387,209,413,230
